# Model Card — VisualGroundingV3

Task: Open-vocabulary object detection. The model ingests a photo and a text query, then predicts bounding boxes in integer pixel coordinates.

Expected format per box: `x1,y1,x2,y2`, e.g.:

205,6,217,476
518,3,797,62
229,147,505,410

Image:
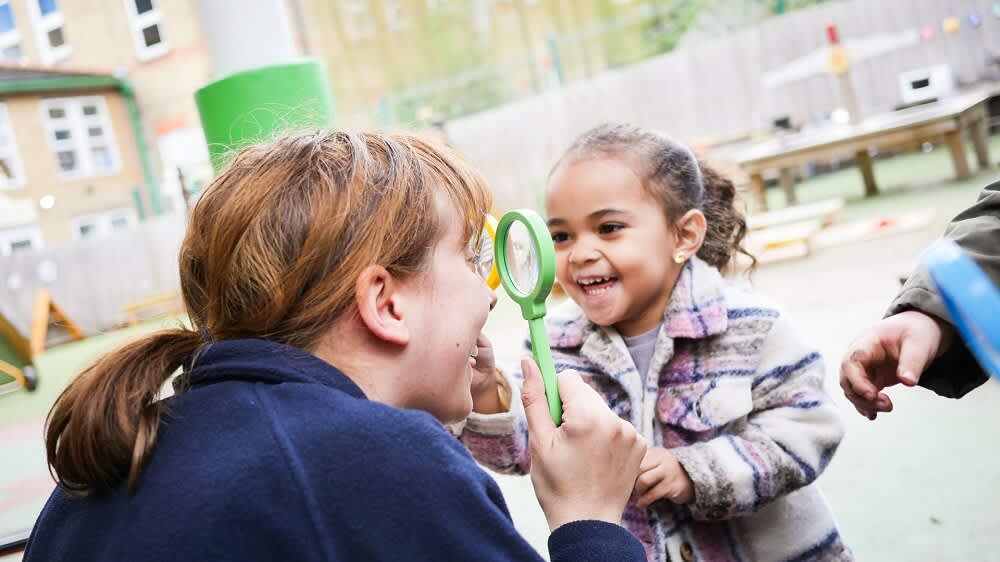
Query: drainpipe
117,77,162,217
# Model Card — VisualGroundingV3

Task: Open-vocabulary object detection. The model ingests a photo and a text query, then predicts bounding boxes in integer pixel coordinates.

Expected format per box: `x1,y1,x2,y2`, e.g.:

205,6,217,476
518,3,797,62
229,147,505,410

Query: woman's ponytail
45,328,203,495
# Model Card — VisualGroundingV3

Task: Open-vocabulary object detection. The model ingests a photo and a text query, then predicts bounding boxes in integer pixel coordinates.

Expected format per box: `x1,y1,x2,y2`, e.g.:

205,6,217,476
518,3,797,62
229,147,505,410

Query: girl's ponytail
696,161,755,271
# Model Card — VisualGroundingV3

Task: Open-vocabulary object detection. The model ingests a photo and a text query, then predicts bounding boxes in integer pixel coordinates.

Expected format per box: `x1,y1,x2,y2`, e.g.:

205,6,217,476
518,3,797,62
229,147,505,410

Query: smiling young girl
463,123,852,562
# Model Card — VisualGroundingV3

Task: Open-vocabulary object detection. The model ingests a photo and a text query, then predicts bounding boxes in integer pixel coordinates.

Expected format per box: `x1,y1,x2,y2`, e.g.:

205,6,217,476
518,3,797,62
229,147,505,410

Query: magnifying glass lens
505,220,540,294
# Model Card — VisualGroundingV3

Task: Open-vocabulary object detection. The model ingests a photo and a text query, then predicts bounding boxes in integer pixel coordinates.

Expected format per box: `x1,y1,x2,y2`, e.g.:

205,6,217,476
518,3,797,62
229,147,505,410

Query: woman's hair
45,130,492,495
551,123,753,270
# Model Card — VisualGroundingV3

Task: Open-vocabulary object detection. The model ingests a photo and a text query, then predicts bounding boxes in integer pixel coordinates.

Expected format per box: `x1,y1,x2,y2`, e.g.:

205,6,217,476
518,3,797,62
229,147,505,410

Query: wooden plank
747,198,844,230
749,172,767,213
29,290,50,356
969,110,991,169
944,129,971,180
29,290,85,356
0,359,27,389
746,219,821,249
739,119,958,169
49,298,85,341
0,311,30,363
736,94,992,172
122,291,182,327
744,220,821,265
813,208,937,249
779,167,797,205
855,149,878,197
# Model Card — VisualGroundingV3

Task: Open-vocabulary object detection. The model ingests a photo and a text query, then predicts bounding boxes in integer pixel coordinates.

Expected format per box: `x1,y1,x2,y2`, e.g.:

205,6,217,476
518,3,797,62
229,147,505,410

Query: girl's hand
633,446,694,508
470,333,496,389
470,333,507,414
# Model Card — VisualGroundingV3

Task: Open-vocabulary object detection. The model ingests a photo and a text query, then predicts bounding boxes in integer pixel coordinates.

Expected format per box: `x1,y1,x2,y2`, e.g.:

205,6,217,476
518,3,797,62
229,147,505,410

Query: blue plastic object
922,239,1000,380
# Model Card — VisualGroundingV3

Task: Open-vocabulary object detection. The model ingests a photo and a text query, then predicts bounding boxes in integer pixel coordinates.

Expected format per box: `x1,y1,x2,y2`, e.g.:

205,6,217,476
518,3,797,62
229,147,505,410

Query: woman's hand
522,358,647,531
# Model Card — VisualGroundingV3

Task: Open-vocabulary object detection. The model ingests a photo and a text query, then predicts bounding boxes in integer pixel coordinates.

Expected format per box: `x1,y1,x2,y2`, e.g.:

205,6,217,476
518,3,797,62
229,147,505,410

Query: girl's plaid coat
462,257,853,562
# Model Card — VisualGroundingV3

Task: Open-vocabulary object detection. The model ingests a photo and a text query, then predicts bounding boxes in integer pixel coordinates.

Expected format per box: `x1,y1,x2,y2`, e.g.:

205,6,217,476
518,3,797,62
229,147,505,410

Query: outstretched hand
840,310,954,419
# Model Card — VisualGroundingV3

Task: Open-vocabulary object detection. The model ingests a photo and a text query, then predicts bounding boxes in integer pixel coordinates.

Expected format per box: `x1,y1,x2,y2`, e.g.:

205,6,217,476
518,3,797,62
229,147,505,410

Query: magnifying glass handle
527,317,562,426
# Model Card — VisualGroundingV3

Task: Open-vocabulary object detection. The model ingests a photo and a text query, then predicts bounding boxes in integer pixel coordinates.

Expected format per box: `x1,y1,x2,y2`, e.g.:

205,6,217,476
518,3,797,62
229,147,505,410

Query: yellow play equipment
0,289,84,395
0,360,37,393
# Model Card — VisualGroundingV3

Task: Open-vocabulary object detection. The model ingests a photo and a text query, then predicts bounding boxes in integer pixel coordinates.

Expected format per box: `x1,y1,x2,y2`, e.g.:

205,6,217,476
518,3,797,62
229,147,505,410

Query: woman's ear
355,265,410,346
675,209,707,259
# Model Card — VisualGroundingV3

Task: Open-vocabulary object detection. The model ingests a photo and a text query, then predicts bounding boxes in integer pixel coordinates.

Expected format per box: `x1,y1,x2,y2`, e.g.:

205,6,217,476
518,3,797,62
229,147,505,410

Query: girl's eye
550,231,570,243
598,223,624,235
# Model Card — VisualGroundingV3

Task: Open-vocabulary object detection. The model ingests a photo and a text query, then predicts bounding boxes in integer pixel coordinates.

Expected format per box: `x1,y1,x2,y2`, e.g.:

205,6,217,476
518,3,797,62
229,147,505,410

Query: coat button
680,541,695,562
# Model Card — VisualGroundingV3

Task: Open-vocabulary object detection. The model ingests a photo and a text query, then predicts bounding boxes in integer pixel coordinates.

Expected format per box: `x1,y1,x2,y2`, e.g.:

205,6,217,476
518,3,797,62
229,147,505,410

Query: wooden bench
747,198,844,231
736,89,995,211
745,219,823,264
122,292,183,327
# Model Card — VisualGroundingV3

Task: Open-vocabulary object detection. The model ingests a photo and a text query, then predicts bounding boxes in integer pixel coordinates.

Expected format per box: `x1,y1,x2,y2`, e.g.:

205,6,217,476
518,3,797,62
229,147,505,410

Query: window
28,0,69,64
124,0,168,60
41,96,120,179
75,219,96,238
0,1,23,62
342,0,375,41
71,208,135,240
383,0,408,31
0,104,25,190
0,226,42,255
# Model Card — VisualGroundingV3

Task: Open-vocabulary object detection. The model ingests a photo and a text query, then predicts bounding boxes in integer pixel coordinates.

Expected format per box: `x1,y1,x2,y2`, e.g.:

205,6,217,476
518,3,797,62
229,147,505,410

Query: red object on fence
826,24,840,44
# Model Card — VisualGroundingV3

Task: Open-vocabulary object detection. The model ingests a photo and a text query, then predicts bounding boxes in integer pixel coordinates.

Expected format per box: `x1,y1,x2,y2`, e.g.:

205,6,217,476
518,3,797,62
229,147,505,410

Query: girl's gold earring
674,252,686,264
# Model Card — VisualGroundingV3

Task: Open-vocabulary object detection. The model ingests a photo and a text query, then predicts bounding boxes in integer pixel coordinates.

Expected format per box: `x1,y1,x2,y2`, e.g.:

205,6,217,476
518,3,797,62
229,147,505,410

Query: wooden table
736,88,996,211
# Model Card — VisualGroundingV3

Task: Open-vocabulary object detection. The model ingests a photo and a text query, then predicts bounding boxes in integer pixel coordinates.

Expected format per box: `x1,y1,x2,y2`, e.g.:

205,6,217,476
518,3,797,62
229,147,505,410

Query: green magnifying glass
494,209,562,426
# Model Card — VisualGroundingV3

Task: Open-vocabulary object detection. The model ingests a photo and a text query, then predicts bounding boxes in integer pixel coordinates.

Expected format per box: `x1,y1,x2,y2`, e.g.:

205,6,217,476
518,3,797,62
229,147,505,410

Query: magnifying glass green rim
495,209,556,320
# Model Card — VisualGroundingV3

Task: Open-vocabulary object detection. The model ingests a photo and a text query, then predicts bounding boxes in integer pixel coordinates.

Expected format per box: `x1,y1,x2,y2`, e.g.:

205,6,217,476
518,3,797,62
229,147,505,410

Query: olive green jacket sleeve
886,181,1000,398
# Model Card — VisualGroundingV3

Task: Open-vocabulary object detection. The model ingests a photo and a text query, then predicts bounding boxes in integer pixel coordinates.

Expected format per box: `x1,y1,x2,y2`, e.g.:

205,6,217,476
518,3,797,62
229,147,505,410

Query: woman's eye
550,231,570,243
598,223,624,235
466,237,494,280
477,252,494,279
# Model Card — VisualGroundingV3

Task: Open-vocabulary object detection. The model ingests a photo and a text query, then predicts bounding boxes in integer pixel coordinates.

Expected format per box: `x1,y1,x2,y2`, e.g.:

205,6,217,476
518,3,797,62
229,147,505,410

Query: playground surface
2,137,999,560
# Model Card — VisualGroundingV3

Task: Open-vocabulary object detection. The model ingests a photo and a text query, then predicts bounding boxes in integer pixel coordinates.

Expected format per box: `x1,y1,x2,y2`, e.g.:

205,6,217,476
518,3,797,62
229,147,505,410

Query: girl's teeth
582,281,614,295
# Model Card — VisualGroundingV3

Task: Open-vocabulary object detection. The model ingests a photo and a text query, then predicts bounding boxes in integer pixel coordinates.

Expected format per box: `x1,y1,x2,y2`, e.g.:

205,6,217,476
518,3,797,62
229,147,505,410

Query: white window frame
0,0,24,63
123,0,168,61
70,207,136,240
0,103,26,190
0,225,43,255
28,0,71,64
342,0,375,41
40,96,121,180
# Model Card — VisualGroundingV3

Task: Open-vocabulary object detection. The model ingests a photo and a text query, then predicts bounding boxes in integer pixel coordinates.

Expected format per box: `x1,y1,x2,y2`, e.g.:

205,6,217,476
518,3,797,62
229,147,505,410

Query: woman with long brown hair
24,131,647,562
